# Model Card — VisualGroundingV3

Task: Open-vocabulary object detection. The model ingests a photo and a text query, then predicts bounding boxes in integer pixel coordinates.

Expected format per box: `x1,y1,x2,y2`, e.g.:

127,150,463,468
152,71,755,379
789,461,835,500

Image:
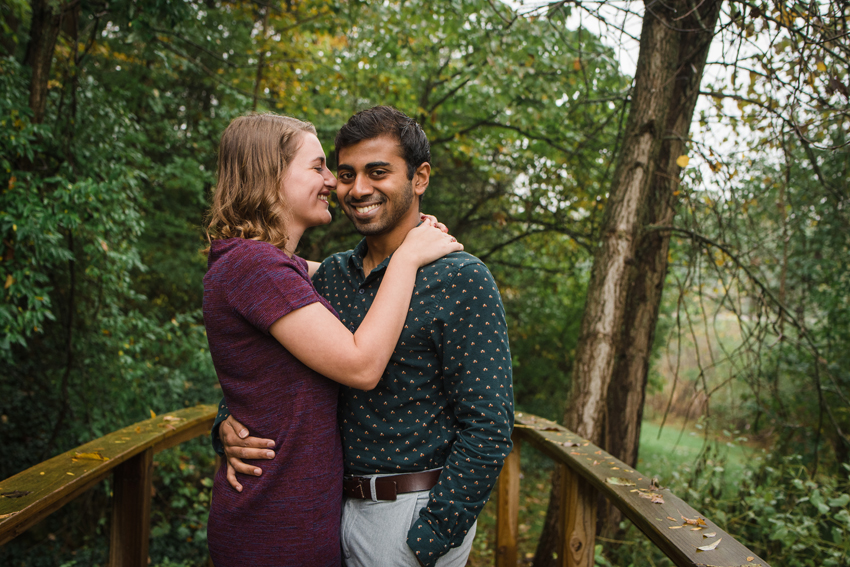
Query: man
213,106,513,567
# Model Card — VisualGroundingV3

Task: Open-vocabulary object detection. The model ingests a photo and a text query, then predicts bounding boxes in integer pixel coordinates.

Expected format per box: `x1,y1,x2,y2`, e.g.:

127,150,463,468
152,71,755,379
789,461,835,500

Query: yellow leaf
100,240,108,253
676,155,690,168
73,451,109,462
573,58,582,71
816,61,826,72
150,409,157,418
4,275,12,289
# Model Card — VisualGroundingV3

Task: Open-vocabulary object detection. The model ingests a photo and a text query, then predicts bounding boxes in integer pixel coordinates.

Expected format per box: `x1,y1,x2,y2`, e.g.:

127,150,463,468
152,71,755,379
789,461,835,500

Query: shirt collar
348,237,394,285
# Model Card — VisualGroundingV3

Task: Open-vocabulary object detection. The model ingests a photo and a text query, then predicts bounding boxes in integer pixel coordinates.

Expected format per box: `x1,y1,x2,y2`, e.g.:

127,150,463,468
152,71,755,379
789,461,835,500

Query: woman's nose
324,169,337,188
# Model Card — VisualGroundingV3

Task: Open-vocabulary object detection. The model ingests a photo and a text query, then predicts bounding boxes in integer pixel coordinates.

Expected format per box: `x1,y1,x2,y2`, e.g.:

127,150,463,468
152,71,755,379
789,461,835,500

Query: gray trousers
340,490,477,567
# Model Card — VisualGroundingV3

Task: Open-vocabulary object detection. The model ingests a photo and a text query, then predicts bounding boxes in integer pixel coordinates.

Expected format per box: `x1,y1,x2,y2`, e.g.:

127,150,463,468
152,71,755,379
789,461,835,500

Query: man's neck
361,212,420,276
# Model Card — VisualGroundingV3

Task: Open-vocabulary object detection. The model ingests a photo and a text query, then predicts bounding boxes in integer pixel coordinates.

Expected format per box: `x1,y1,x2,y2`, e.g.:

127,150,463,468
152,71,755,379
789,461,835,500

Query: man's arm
407,261,514,567
211,399,276,492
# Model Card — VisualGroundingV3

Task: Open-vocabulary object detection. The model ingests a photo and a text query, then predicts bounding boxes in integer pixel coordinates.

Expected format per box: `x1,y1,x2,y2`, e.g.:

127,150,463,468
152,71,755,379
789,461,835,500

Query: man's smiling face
336,135,427,236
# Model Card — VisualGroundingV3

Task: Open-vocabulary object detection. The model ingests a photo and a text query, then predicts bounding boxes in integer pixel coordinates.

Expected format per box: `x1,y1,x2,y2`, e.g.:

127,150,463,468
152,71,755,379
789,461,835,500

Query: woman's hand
420,213,450,234
398,218,463,268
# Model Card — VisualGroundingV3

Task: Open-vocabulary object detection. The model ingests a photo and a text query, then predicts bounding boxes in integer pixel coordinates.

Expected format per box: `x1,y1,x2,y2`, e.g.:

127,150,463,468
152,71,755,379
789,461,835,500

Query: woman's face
281,133,336,232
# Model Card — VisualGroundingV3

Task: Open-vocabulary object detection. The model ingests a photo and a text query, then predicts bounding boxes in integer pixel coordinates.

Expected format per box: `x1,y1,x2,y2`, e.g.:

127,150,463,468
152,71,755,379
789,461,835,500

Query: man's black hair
334,106,430,180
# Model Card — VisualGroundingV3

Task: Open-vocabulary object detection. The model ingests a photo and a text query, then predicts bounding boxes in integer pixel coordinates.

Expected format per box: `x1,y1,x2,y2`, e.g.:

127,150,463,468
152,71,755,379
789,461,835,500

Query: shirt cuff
210,398,231,457
407,517,450,567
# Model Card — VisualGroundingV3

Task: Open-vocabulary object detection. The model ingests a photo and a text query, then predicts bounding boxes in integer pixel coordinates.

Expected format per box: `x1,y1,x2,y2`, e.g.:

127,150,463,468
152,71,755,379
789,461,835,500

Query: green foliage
1,1,625,563
4,0,847,564
147,440,216,566
732,459,850,566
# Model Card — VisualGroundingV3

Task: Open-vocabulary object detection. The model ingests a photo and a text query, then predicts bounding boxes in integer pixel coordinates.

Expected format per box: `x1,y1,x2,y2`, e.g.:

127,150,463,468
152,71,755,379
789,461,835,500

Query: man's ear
413,162,430,197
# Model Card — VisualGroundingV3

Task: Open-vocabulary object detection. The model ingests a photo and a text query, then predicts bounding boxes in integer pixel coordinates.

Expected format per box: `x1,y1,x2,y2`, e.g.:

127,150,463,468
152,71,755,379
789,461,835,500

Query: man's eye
371,170,386,176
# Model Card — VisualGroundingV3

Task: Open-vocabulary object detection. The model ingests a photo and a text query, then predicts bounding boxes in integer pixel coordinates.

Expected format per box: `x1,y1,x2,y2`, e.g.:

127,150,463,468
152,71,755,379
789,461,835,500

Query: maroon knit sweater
204,238,342,567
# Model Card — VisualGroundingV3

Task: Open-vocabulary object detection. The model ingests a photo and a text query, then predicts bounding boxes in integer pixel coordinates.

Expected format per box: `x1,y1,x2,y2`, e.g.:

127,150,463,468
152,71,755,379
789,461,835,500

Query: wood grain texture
514,412,771,567
496,437,521,567
109,448,153,567
558,465,595,567
0,405,216,546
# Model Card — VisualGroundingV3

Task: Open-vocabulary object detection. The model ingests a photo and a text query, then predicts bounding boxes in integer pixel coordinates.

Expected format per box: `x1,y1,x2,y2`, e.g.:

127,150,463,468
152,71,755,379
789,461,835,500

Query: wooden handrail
1,406,770,567
495,412,772,567
0,404,217,565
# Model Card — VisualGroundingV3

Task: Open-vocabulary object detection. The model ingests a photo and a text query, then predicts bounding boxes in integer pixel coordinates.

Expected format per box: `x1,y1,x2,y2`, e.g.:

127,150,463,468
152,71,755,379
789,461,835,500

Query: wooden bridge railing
1,406,770,567
0,404,217,566
495,412,771,567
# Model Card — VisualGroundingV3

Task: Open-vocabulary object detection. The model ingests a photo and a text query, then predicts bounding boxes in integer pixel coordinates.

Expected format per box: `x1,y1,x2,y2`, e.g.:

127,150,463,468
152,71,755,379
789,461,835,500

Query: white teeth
319,195,328,202
355,204,380,214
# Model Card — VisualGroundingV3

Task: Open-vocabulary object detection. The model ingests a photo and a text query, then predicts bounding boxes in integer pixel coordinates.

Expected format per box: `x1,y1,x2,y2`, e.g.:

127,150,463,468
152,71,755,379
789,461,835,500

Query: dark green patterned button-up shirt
313,239,513,566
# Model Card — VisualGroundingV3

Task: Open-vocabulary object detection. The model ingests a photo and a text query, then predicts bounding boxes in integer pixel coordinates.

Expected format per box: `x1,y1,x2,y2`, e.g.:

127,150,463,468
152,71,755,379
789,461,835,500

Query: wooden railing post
109,447,153,567
558,464,596,567
496,436,521,567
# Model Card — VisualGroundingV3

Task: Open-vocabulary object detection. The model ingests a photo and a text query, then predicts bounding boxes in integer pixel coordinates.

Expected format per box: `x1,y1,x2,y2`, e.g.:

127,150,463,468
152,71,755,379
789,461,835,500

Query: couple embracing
203,106,513,567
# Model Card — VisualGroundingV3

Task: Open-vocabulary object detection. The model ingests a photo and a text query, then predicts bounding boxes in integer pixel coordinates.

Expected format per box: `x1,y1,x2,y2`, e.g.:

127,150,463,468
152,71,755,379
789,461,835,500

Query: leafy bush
599,450,850,567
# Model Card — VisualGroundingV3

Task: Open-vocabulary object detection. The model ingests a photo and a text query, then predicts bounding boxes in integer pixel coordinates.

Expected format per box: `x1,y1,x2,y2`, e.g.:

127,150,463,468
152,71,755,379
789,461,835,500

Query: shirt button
359,289,366,294
349,325,355,332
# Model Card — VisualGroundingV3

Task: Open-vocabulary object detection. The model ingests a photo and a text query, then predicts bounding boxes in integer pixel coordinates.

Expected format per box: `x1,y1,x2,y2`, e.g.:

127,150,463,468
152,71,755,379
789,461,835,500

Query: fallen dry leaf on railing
0,491,31,499
680,513,707,527
696,537,721,551
72,451,108,462
607,477,636,486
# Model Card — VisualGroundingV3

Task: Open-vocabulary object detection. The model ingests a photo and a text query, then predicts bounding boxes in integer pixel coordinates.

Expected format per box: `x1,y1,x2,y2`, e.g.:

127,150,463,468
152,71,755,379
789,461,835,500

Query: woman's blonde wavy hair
205,113,317,252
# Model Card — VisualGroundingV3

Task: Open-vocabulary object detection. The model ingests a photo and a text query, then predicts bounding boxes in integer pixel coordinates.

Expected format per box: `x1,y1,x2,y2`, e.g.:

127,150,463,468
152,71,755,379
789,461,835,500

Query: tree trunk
24,0,71,124
601,0,723,535
532,2,722,565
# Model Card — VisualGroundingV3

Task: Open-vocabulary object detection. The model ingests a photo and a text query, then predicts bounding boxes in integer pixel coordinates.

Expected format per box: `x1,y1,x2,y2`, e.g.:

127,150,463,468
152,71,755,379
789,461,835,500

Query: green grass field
637,419,757,490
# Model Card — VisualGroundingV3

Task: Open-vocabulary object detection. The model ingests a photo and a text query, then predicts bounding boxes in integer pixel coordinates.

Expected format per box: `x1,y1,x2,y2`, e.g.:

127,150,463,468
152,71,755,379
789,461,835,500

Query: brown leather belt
343,469,442,502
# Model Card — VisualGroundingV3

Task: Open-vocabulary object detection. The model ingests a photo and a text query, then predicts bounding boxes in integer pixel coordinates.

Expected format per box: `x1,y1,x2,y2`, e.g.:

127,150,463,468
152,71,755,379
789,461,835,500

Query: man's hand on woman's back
220,415,276,492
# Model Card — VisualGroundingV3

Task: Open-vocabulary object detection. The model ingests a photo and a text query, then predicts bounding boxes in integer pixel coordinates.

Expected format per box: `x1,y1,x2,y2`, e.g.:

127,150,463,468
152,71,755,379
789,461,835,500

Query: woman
203,114,461,567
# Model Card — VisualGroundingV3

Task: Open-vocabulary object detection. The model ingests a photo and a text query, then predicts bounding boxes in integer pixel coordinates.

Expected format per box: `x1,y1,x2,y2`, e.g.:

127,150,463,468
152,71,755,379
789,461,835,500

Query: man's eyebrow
365,161,391,168
337,164,354,171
